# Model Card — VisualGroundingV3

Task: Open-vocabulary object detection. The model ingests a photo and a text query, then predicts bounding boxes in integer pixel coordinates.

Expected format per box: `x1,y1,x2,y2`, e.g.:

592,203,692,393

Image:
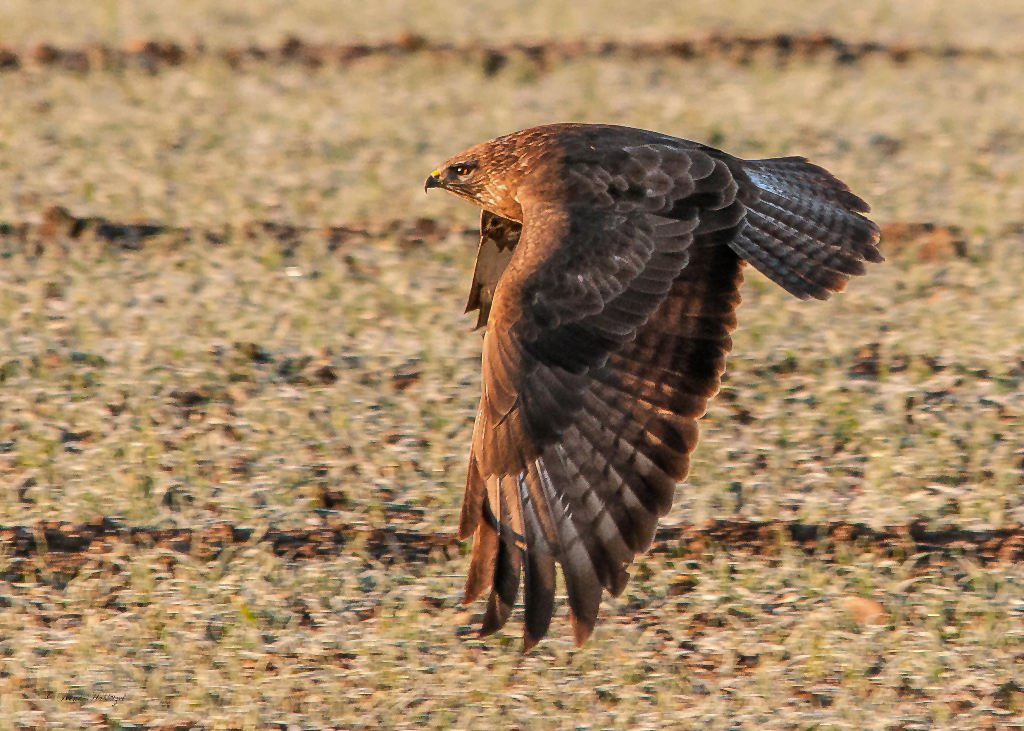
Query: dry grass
2,0,1024,48
1,2,1023,729
2,54,1023,229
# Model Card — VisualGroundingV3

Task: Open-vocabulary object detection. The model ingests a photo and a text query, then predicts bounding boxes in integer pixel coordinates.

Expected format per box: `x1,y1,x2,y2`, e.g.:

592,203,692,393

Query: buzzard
424,123,881,649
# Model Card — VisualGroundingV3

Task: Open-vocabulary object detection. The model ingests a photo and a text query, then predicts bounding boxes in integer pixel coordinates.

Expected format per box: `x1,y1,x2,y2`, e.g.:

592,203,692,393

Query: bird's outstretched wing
458,139,880,648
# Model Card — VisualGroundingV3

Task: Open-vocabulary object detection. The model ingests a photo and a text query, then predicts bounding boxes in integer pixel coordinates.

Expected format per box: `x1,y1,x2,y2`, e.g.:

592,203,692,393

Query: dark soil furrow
0,206,979,260
3,517,1021,574
0,32,1016,76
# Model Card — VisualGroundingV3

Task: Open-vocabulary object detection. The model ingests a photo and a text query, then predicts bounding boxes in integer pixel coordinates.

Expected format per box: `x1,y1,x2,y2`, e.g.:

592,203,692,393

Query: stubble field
0,2,1022,729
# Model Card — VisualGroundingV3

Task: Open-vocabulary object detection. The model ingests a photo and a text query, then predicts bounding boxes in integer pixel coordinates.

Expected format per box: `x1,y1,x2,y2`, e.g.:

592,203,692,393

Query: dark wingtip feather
608,569,630,597
458,455,486,541
571,612,595,647
478,534,522,636
480,596,509,637
522,547,556,650
463,519,499,604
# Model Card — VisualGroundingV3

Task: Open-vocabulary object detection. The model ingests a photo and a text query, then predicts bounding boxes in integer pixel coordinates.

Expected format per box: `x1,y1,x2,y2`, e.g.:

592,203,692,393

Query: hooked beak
424,169,442,193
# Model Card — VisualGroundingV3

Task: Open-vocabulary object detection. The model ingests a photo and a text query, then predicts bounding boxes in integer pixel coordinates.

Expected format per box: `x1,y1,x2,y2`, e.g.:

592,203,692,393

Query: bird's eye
450,163,475,178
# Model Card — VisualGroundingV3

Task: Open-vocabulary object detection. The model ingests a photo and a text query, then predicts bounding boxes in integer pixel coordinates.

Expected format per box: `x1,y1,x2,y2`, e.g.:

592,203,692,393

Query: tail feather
745,156,872,213
732,158,882,298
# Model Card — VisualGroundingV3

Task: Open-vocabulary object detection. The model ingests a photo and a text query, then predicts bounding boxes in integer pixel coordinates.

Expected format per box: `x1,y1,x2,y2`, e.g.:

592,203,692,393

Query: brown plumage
425,123,882,649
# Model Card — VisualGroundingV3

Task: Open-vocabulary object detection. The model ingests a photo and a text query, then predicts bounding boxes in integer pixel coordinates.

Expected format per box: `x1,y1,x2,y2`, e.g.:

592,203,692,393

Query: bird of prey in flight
424,123,882,649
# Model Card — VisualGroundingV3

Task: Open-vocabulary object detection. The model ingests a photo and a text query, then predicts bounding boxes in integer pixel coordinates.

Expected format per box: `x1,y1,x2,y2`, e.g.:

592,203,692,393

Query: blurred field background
0,1,1023,729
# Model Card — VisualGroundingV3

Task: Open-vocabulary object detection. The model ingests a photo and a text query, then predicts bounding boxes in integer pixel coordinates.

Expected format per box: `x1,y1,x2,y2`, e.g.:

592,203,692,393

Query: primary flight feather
424,123,882,649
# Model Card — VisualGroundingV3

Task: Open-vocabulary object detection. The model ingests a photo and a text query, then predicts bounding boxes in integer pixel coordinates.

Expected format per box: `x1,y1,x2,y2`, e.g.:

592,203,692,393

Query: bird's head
424,136,525,221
